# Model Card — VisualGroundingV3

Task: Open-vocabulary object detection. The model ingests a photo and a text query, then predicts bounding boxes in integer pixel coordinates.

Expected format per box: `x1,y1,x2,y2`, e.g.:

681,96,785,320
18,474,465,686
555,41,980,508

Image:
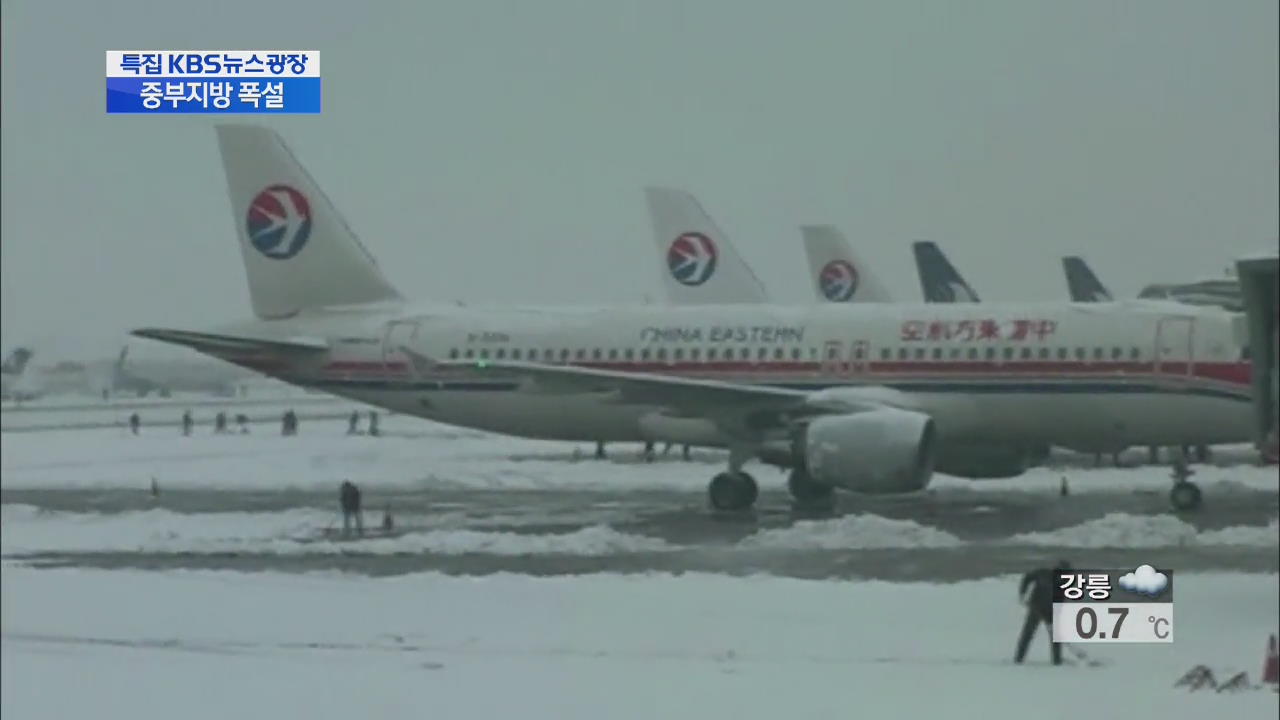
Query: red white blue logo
246,185,312,259
667,232,718,286
819,260,859,301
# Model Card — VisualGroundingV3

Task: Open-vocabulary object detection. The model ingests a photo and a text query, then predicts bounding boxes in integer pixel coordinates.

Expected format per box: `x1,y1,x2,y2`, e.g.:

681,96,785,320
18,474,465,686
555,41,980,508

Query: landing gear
1193,445,1211,464
708,472,758,511
1170,481,1203,511
787,468,834,507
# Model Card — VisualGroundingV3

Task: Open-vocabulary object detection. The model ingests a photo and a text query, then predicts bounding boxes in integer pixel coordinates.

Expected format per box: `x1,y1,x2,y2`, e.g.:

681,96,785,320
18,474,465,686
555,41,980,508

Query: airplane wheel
708,471,758,511
1170,481,1202,512
787,469,833,505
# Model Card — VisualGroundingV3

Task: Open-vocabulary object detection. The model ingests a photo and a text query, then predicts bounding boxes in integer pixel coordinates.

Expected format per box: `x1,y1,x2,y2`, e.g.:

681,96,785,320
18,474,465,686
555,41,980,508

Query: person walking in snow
1015,559,1070,666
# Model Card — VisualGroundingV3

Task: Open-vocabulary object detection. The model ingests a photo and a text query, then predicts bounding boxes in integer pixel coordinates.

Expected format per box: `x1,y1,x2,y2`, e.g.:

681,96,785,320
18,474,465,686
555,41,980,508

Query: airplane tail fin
1062,256,1114,302
912,241,981,303
643,187,770,304
215,124,403,319
800,226,893,303
2,348,33,375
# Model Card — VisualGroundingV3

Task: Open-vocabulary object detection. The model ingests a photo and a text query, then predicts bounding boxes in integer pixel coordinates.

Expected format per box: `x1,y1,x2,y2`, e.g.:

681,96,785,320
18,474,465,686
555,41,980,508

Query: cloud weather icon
1118,565,1168,596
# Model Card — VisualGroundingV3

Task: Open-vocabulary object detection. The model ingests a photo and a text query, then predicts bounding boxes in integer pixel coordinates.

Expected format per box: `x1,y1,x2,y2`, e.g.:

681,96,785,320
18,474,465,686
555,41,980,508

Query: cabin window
624,348,634,360
968,347,979,360
854,347,866,360
607,349,617,360
707,348,717,361
1056,347,1068,360
1074,347,1086,361
880,348,892,361
791,347,801,361
592,349,602,360
1111,347,1123,360
949,348,962,360
757,347,768,361
1020,347,1032,360
543,349,554,361
559,349,570,362
740,347,750,360
1002,347,1014,361
1093,347,1104,361
809,347,819,360
985,347,996,361
479,349,490,359
656,348,667,361
1130,347,1141,361
463,348,473,359
449,348,459,359
774,347,785,360
495,348,506,360
914,348,926,360
675,348,686,361
1037,347,1049,360
931,348,943,360
527,348,536,359
898,347,909,360
575,349,585,360
640,348,651,360
827,346,839,360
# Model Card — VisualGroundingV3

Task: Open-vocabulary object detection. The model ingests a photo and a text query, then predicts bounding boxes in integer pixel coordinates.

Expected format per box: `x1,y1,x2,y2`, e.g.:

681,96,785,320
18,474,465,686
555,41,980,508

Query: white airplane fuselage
206,299,1252,453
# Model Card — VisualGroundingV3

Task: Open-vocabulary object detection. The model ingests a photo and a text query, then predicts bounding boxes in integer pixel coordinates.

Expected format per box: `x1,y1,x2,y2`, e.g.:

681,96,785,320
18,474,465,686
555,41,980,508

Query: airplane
913,241,982,303
1064,255,1244,312
1063,256,1114,303
800,226,894,303
135,125,1254,514
1,347,39,400
644,187,771,304
109,345,246,398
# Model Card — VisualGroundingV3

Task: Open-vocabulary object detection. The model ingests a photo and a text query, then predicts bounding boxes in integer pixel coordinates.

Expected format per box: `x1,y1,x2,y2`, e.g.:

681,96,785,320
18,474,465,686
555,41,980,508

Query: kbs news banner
105,51,321,114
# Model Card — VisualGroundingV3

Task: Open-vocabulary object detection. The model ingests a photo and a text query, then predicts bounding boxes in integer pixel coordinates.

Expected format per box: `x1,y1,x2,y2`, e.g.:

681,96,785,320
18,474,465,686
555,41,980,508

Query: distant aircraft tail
1062,256,1113,302
643,187,770,304
1,348,33,376
215,124,403,319
912,241,981,303
800,226,893,303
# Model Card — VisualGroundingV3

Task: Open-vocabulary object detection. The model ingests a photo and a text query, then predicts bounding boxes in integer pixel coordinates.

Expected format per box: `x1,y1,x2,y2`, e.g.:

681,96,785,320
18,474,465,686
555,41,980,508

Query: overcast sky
2,0,1276,360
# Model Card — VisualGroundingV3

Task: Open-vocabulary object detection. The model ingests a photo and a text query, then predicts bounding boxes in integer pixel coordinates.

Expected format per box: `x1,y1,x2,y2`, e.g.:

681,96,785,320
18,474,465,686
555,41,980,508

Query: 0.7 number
1075,606,1128,639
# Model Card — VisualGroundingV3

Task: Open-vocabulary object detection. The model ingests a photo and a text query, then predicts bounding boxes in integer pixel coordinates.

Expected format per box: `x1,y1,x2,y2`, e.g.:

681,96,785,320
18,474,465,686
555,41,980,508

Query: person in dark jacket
129,412,141,435
339,480,363,537
1015,559,1070,665
347,411,360,435
181,410,193,437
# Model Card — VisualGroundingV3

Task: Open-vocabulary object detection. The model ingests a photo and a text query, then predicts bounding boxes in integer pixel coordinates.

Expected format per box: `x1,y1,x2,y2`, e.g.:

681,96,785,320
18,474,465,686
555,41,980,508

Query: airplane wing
405,348,897,436
132,328,330,356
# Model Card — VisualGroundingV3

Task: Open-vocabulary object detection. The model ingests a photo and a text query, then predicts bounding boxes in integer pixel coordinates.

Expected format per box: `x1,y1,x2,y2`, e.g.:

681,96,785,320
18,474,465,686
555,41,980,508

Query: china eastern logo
246,185,312,259
667,232,718,286
819,260,859,302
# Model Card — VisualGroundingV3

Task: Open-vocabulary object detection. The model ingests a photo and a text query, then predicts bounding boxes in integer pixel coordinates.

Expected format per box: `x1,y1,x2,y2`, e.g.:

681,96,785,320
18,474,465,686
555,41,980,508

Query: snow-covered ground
2,566,1276,719
3,415,1277,495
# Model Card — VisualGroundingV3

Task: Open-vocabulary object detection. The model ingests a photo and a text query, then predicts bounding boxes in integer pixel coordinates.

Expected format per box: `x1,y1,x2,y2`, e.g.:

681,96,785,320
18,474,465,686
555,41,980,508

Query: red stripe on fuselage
313,358,1251,388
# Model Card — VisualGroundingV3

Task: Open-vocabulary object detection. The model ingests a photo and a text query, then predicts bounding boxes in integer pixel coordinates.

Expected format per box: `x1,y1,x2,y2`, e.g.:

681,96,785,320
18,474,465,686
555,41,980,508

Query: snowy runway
3,409,1277,716
3,567,1278,719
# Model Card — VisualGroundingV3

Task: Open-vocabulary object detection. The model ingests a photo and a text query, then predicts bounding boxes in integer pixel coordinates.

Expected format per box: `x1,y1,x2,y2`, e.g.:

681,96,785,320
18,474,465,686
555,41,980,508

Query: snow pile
1197,518,1280,547
0,506,676,556
1009,513,1279,548
739,514,962,550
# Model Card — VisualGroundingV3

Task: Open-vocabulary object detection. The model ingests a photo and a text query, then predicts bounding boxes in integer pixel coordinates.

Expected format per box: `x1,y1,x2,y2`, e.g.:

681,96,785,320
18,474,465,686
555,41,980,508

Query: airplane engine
795,408,937,493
